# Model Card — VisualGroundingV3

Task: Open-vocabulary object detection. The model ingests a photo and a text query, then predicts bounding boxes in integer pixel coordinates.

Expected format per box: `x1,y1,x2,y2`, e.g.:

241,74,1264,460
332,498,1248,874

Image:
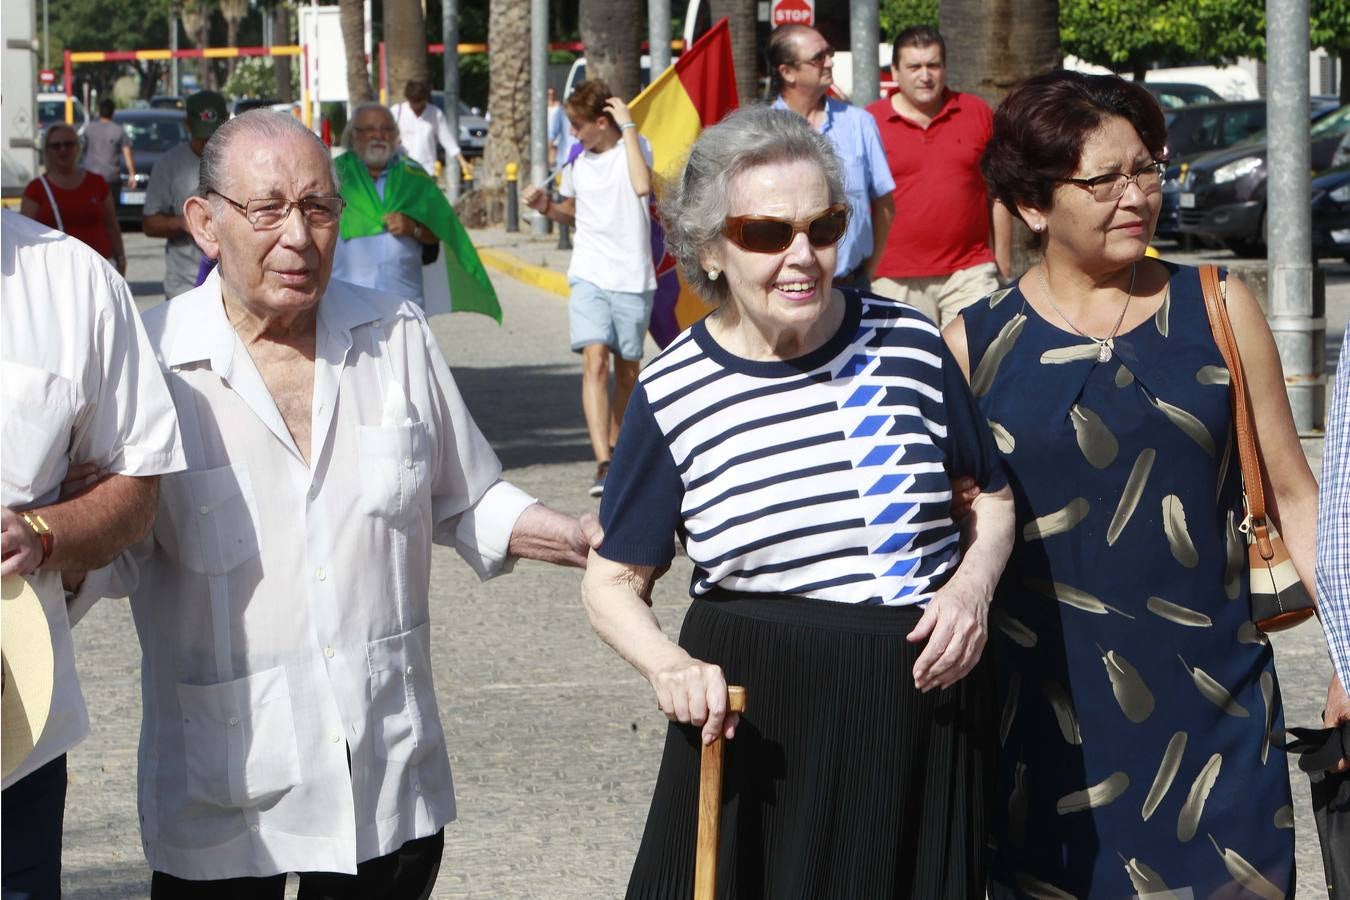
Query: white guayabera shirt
0,211,185,789
100,271,535,879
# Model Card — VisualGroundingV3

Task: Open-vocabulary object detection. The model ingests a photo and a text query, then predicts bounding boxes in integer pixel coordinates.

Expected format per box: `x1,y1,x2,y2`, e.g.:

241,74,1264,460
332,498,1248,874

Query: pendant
1096,340,1113,363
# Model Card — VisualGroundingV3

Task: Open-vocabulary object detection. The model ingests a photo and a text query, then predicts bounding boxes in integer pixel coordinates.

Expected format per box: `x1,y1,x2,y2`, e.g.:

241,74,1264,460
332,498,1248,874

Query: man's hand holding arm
1,475,159,576
384,212,438,246
508,504,602,569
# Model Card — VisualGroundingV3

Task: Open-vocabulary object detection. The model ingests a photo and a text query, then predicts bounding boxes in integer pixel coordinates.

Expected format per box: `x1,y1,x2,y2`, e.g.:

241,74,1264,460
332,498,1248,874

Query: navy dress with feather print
961,262,1294,898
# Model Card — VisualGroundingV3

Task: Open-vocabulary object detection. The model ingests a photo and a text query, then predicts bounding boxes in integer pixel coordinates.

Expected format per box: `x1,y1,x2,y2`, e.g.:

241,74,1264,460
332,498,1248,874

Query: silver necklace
1037,262,1136,363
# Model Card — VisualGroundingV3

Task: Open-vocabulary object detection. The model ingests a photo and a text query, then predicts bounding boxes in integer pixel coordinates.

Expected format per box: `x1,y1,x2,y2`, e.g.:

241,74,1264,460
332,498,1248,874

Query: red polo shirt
867,90,995,278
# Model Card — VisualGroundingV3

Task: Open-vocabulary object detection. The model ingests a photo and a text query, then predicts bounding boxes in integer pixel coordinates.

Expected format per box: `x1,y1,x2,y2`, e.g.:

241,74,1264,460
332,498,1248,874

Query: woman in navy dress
945,72,1322,897
583,107,1016,898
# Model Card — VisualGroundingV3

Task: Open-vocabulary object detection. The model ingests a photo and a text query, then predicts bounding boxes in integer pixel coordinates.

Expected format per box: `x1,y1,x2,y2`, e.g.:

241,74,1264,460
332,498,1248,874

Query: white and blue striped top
598,290,1007,607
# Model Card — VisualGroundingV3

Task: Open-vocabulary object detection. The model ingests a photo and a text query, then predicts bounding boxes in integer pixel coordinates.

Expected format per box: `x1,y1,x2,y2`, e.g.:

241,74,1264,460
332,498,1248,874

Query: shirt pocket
356,422,431,524
0,361,78,501
176,667,303,809
366,623,444,763
157,463,262,576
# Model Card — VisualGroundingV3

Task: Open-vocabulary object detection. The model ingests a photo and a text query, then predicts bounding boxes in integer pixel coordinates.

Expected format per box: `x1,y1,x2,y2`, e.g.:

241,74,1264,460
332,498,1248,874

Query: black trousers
1,754,68,900
150,829,444,900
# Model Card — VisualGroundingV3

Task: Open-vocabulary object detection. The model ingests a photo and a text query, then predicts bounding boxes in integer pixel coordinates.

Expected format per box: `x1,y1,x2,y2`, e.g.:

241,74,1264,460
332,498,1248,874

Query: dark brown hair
981,70,1167,225
563,78,617,130
767,25,815,97
404,80,431,103
891,26,945,65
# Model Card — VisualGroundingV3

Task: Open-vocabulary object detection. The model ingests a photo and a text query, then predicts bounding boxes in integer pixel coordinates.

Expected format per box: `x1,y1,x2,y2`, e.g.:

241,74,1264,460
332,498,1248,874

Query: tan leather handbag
1198,264,1315,632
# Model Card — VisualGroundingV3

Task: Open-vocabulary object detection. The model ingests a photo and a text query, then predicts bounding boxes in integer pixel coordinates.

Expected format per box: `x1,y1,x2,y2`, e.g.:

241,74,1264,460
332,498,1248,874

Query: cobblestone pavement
59,230,1344,898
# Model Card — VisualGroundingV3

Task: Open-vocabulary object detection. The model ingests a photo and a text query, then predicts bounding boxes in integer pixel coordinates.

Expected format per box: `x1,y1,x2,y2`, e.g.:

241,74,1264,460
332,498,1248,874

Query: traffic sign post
771,0,814,28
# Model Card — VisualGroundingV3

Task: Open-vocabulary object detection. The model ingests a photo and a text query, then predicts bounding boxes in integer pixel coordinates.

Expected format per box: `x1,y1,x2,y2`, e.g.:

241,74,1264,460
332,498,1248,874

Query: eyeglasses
723,204,849,253
1061,160,1166,203
796,48,834,68
353,125,397,136
209,190,346,231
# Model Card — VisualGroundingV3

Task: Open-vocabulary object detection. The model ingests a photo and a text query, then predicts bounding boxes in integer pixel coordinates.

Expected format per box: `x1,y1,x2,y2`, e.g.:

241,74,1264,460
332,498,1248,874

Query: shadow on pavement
451,363,594,470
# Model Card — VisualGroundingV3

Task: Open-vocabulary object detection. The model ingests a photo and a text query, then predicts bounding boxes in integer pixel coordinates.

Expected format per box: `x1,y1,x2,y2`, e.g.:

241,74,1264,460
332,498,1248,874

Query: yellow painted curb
1,197,21,210
476,245,569,298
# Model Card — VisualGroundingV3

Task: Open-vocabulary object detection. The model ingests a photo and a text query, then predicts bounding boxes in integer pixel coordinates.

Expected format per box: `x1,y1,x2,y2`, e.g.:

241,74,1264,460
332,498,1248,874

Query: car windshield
38,100,84,126
1232,103,1345,148
1311,105,1350,139
121,119,188,152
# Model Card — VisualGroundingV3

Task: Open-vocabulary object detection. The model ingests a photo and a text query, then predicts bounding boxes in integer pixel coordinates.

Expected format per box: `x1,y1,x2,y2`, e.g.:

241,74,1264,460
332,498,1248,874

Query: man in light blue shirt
770,24,895,289
1315,352,1350,770
331,103,438,306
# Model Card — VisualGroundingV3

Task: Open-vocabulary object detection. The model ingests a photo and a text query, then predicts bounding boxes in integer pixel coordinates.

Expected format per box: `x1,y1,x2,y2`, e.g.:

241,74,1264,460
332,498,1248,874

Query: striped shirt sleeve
598,385,685,568
1317,349,1350,691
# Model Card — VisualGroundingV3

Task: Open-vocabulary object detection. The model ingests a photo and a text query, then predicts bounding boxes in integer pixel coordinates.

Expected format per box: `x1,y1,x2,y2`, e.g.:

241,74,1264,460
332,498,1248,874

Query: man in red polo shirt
867,26,1011,326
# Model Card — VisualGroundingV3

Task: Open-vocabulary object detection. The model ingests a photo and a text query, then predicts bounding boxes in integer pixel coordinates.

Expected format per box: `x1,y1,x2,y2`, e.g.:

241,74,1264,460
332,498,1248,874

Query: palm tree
338,0,373,104
481,0,531,196
939,0,1059,105
220,0,248,78
579,0,641,101
272,1,294,102
940,0,1059,276
180,1,212,90
710,0,757,103
385,0,429,100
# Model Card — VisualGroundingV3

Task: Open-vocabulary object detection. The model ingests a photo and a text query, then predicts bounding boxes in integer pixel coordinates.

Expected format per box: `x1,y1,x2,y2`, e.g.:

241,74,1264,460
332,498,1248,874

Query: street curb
476,245,569,298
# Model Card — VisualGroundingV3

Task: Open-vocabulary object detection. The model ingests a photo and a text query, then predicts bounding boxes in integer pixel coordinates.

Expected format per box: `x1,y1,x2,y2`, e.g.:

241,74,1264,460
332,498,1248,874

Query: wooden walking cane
694,685,747,900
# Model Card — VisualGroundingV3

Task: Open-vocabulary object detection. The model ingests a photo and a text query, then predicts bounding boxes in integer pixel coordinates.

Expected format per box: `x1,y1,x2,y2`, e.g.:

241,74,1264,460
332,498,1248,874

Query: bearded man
332,102,499,319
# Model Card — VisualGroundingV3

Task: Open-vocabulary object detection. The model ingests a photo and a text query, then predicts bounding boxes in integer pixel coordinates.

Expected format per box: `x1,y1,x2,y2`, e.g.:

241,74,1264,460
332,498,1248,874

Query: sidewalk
471,222,572,299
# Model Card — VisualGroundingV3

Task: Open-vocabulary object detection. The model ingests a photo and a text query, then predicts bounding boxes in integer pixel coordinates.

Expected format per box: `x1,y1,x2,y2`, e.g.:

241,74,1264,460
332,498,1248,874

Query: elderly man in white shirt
390,79,464,181
94,111,599,898
1,210,185,898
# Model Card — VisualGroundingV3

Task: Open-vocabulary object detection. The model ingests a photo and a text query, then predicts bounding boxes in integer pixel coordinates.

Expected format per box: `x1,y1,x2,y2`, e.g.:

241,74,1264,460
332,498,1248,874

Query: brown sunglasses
723,204,849,254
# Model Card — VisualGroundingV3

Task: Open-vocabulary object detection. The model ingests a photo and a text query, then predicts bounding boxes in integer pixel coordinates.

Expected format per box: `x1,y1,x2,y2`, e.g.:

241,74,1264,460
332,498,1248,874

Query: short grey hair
341,102,397,151
660,106,847,304
197,110,338,199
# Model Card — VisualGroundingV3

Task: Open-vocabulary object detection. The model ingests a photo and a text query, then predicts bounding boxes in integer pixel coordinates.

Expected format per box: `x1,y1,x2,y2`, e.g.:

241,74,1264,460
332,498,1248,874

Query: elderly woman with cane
581,106,1015,898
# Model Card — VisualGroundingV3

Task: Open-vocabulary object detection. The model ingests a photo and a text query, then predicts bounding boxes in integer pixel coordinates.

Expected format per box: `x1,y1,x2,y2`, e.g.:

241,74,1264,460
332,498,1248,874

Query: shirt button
324,646,335,659
199,505,209,515
316,567,327,581
250,824,260,833
412,782,421,793
403,457,414,469
405,665,414,675
228,717,239,726
330,732,341,743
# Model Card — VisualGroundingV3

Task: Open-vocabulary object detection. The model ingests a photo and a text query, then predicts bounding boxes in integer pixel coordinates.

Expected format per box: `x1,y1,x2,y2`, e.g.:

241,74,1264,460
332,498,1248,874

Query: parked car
230,97,280,117
37,93,90,135
1145,82,1223,109
1312,163,1350,262
111,108,188,224
1156,100,1268,239
429,92,488,159
1177,102,1350,254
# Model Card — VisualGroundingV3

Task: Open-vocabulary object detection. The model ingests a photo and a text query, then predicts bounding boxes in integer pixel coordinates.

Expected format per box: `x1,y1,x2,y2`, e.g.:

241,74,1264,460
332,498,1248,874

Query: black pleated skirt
626,592,995,900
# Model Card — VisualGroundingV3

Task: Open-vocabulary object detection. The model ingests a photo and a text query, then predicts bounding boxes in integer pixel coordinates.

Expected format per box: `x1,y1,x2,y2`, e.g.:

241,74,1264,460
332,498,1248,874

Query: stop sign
771,0,814,28
39,69,56,86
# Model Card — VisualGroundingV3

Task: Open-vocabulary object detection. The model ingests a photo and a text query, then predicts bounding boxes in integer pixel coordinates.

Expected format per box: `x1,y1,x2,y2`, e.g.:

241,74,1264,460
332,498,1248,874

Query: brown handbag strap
1197,264,1275,556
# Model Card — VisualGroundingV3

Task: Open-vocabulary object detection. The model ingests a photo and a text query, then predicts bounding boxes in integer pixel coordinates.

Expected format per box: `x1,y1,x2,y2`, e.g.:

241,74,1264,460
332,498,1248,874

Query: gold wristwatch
20,512,53,566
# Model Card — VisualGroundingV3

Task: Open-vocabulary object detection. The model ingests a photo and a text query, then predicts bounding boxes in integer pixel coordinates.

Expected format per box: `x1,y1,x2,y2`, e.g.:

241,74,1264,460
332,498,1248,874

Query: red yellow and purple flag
628,18,739,347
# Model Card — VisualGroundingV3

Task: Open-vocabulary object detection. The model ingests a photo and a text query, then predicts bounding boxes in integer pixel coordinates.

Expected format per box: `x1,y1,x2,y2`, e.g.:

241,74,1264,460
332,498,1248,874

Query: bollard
461,164,475,195
505,162,519,233
556,188,572,250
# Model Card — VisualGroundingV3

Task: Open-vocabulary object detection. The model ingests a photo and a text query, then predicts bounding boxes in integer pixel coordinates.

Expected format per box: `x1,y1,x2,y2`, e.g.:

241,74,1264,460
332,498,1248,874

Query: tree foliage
879,0,938,41
1060,0,1263,79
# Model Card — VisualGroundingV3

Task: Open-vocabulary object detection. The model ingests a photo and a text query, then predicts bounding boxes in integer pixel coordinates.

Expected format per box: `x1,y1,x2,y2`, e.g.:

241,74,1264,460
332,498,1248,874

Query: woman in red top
21,122,127,274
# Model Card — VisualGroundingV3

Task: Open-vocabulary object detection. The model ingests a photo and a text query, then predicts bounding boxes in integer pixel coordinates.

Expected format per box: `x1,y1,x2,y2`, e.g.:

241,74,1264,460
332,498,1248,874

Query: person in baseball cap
143,90,229,298
185,90,228,140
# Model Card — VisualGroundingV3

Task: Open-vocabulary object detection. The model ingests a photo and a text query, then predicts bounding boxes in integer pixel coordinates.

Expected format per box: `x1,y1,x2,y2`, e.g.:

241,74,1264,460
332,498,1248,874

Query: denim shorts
568,277,655,361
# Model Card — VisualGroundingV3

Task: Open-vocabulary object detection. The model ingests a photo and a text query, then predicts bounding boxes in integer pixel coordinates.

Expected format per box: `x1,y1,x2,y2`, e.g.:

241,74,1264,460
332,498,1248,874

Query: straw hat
2,574,55,780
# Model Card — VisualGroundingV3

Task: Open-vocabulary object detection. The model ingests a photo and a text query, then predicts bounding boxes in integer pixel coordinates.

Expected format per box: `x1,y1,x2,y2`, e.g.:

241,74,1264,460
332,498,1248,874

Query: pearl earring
707,268,720,281
1034,223,1044,233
